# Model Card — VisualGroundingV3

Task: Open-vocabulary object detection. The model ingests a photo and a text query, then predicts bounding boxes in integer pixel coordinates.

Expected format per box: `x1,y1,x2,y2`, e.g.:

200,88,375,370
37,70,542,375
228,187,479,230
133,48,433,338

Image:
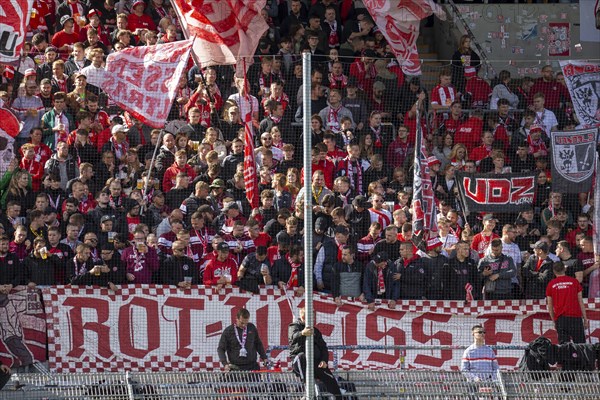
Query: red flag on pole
362,0,446,75
99,39,193,128
0,0,34,63
170,0,269,68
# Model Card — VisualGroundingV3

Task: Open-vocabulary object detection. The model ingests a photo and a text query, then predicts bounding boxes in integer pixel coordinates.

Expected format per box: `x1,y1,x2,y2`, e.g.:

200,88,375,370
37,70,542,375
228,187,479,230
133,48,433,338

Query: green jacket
40,108,75,150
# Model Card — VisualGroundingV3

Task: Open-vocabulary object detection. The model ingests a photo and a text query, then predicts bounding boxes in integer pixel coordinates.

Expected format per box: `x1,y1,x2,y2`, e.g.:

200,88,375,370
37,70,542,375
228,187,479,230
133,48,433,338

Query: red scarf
110,136,129,159
286,254,301,289
343,156,363,195
328,73,347,89
377,267,385,294
327,105,342,132
327,20,339,48
371,125,383,148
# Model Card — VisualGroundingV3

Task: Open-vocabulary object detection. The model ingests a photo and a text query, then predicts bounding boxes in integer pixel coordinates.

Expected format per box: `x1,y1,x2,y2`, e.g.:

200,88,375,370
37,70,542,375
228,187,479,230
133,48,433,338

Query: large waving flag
170,0,269,67
411,105,441,251
0,0,34,63
100,39,192,128
363,0,446,75
559,60,600,128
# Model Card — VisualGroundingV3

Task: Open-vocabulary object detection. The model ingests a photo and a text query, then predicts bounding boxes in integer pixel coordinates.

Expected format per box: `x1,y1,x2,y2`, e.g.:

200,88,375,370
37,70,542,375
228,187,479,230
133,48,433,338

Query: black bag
316,376,359,400
518,336,556,380
555,342,598,371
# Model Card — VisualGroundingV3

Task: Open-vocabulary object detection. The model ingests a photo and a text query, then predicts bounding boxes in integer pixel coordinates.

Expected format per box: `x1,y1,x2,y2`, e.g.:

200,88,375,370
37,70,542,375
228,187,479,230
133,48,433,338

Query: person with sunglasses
461,324,499,382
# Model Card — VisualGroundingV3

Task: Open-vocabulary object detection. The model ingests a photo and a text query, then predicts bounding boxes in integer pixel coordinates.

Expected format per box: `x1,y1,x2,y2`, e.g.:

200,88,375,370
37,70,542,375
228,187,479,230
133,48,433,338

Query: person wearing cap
128,0,156,34
522,240,555,299
51,15,80,60
38,48,59,82
102,123,129,162
363,251,400,309
546,261,588,344
236,246,272,294
478,238,517,300
203,242,238,289
346,194,371,239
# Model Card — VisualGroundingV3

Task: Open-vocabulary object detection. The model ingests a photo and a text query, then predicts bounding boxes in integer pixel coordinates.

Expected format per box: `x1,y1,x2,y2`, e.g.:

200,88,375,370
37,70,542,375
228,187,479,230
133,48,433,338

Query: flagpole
142,127,164,209
302,50,315,400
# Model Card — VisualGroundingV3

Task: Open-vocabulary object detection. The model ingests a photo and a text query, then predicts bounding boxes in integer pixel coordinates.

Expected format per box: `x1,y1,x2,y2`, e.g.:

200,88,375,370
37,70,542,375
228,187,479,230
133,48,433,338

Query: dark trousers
556,316,585,344
292,353,342,398
0,369,10,390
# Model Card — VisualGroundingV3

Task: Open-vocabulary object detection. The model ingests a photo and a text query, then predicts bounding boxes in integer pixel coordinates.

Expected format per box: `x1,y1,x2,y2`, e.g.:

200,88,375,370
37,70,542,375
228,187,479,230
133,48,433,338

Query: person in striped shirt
461,325,499,382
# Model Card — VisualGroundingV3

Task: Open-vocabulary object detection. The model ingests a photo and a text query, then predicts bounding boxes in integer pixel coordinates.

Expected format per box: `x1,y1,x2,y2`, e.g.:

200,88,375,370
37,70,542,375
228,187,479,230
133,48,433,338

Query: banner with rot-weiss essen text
456,172,537,214
0,287,47,368
99,39,192,128
559,60,600,128
42,286,600,373
0,0,34,63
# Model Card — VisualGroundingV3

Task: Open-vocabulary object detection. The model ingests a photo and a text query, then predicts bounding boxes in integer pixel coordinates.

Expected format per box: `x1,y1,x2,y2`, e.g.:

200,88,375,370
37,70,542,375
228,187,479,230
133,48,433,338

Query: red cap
132,0,146,9
24,68,37,78
427,156,441,167
464,66,476,78
529,124,543,132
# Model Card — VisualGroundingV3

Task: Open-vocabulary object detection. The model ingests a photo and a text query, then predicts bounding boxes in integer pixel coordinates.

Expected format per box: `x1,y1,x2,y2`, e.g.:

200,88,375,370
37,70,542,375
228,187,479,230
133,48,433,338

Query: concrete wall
434,2,600,78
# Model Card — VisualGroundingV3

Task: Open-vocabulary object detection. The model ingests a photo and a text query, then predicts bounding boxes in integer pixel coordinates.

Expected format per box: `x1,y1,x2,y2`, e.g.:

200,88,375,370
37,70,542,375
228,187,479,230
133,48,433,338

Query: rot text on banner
362,0,446,75
170,0,269,69
0,287,47,368
43,286,600,373
99,39,193,128
0,0,34,63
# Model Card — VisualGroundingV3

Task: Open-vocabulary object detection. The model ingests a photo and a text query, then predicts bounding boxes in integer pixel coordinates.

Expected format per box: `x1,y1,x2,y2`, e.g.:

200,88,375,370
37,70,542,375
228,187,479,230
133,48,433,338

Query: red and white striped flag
362,0,446,75
465,282,474,302
170,0,269,69
0,0,35,63
99,39,193,128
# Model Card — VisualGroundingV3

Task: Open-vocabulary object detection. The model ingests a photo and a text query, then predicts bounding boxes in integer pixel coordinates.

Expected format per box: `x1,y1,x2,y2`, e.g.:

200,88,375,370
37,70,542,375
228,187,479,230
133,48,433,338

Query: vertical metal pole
302,51,315,400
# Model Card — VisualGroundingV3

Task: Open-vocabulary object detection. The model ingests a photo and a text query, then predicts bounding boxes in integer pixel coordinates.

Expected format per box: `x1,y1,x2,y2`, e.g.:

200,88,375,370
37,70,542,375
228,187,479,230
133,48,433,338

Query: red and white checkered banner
43,286,600,373
0,287,47,368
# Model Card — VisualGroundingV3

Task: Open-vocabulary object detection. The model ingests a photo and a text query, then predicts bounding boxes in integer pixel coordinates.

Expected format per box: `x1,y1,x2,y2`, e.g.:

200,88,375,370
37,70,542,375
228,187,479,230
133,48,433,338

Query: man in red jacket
203,242,238,289
162,150,197,192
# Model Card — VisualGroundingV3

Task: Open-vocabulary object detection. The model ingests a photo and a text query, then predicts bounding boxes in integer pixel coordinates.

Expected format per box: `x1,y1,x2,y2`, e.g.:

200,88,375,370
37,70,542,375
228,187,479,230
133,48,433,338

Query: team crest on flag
551,129,598,192
559,60,600,127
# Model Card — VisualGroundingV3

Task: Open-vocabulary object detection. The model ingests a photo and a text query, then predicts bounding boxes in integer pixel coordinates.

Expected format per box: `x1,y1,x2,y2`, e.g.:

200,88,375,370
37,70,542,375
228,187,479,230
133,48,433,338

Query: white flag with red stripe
362,0,446,75
171,0,269,68
99,39,192,128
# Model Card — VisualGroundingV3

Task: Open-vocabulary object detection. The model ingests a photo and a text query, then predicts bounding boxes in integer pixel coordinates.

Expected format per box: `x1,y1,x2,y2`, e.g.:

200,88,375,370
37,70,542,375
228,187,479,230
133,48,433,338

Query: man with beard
160,240,199,288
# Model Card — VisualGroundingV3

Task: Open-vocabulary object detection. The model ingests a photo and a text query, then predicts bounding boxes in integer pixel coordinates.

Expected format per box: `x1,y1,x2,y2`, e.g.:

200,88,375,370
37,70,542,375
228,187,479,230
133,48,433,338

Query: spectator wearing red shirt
127,0,157,33
430,69,458,111
529,65,570,112
566,214,593,249
463,67,491,109
203,242,238,288
439,101,465,137
485,112,510,153
20,144,44,191
52,16,80,60
470,131,495,166
386,125,413,170
454,109,484,154
162,150,197,193
471,214,500,259
22,128,52,166
349,49,377,96
546,261,587,344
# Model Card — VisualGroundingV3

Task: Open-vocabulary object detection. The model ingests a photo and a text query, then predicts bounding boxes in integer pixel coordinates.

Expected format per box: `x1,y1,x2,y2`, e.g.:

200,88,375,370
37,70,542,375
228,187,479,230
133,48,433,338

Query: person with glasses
160,240,198,289
461,325,499,382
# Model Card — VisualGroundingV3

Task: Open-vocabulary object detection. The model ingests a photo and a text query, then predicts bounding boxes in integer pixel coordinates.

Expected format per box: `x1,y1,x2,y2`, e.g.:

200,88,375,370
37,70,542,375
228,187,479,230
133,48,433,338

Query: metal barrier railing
8,370,600,399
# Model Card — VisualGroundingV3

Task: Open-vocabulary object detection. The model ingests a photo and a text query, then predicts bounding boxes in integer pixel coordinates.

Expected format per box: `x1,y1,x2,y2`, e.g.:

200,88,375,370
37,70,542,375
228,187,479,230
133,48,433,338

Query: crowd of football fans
0,0,598,308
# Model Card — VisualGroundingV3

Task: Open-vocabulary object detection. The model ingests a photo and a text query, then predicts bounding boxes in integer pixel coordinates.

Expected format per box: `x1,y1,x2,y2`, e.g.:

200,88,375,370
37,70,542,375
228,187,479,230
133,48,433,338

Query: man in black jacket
363,251,400,310
288,307,342,398
160,240,199,288
332,245,364,306
445,241,480,300
218,308,267,371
